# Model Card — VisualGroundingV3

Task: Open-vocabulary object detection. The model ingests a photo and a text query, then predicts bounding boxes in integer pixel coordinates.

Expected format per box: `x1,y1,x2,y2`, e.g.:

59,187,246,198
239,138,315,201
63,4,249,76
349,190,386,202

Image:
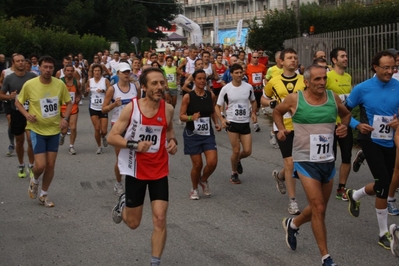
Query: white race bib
133,124,163,153
338,94,349,104
16,94,29,110
372,115,393,140
40,96,59,118
166,74,175,82
233,103,249,120
252,72,262,83
193,117,210,135
69,92,75,104
91,95,103,108
309,134,334,162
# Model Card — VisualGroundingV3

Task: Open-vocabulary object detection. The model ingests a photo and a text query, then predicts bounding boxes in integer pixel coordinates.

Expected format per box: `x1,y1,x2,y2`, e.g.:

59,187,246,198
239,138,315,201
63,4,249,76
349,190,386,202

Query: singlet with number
89,77,107,111
185,90,214,135
212,63,226,89
118,98,168,180
18,77,71,135
292,90,337,162
162,66,177,89
111,82,137,123
264,73,305,131
217,82,255,123
246,63,266,87
60,77,79,114
346,76,399,148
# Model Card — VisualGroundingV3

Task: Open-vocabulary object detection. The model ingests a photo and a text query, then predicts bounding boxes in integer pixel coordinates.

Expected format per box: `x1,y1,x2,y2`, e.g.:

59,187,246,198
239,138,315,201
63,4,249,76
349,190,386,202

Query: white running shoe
288,201,301,215
190,189,200,200
114,182,124,196
96,147,102,154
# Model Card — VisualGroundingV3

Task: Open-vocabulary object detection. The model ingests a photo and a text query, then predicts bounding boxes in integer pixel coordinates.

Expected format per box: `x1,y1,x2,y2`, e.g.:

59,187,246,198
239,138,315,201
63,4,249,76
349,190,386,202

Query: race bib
69,92,75,104
166,74,175,82
233,103,249,120
91,95,103,108
40,96,58,118
133,124,163,153
252,72,262,84
193,117,210,135
372,115,393,140
309,134,334,162
16,94,29,110
338,94,349,104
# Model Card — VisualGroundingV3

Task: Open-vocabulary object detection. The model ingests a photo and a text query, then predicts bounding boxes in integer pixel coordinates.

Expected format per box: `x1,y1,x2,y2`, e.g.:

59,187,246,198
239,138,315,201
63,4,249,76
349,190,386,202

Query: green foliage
0,17,109,59
249,0,399,59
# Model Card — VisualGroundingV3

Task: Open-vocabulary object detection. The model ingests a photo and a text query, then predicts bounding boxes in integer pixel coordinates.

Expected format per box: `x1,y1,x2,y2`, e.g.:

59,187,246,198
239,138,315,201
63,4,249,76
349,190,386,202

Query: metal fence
283,23,399,85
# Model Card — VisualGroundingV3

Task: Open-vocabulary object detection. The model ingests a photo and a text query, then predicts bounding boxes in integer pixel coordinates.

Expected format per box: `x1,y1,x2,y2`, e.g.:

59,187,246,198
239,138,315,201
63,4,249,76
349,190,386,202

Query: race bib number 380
309,134,334,162
40,96,58,118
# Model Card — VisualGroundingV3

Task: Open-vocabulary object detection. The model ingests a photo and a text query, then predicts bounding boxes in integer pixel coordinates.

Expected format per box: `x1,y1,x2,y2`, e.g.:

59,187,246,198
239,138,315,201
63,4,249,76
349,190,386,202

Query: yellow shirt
264,74,305,131
265,65,283,81
18,77,71,136
326,70,352,123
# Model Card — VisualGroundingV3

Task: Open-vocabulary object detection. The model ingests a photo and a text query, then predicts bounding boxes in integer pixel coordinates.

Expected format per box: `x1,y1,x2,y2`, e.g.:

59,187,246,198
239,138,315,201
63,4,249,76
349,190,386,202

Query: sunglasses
252,57,259,59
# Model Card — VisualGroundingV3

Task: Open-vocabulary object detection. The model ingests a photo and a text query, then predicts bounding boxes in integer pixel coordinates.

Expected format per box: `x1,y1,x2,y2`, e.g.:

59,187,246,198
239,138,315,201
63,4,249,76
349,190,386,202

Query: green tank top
163,66,177,89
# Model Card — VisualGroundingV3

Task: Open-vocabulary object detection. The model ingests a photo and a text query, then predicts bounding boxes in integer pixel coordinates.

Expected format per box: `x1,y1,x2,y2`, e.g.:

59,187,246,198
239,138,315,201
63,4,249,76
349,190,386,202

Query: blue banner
218,28,248,46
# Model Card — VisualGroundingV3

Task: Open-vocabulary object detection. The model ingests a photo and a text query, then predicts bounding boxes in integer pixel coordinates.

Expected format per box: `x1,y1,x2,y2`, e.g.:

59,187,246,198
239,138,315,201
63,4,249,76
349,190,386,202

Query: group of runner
2,46,399,265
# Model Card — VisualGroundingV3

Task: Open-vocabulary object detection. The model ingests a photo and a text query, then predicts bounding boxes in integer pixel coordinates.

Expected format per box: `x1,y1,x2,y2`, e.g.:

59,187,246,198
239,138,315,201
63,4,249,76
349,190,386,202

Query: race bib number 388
40,96,58,118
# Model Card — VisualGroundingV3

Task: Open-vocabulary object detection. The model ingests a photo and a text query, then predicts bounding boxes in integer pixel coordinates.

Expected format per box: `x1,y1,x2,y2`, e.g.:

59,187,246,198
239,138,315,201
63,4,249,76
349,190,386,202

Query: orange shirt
246,63,266,86
61,80,79,115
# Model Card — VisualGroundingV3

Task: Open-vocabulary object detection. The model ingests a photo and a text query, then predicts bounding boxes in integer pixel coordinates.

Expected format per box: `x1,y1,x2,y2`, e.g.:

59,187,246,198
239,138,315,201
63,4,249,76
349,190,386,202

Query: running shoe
39,195,54,207
378,232,392,250
59,134,65,146
288,201,301,215
346,189,360,217
112,193,125,224
390,224,399,257
102,136,108,147
6,144,14,156
27,165,34,178
352,150,365,173
67,128,71,135
322,256,338,266
230,173,241,184
282,217,299,250
199,181,211,196
68,146,76,155
336,187,348,201
388,200,399,216
269,132,279,149
253,123,261,132
96,147,103,155
114,182,124,196
237,160,243,174
272,170,286,194
28,177,39,199
190,189,200,200
18,165,26,178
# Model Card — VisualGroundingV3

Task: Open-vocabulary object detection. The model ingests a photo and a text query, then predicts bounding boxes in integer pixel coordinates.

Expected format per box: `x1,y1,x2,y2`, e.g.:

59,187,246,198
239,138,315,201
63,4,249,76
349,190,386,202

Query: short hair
113,51,120,55
11,53,23,63
330,47,346,64
313,57,327,65
150,53,157,58
29,53,39,60
91,64,102,72
139,67,165,87
63,56,71,61
165,56,174,62
64,64,75,71
303,64,326,81
192,69,206,79
280,48,297,61
239,51,246,55
275,51,281,60
371,50,394,73
194,58,203,66
39,55,56,66
25,59,32,66
230,63,243,73
202,51,210,57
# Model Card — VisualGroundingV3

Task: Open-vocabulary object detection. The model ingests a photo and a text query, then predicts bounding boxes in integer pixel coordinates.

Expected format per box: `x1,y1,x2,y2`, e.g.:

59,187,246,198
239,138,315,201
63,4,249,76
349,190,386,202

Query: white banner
236,19,243,47
214,17,219,45
171,14,203,46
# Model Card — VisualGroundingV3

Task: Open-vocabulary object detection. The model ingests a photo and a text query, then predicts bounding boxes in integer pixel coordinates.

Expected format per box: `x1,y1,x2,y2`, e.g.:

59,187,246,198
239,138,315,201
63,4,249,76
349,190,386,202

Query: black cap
387,48,399,55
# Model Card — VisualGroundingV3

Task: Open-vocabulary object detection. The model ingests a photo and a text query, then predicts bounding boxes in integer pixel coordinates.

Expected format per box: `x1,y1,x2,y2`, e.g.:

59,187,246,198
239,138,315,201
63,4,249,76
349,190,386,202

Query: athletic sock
40,190,48,197
150,256,161,266
376,208,388,237
28,164,34,168
322,254,331,264
290,218,298,230
388,196,395,202
353,187,367,201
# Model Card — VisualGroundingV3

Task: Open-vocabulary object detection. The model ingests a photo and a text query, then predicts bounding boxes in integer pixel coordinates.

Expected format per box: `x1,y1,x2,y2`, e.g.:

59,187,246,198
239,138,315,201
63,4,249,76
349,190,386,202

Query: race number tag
372,115,393,140
166,74,175,82
16,94,29,110
193,117,210,135
133,124,163,153
91,95,103,108
233,103,248,120
69,92,75,104
40,96,58,118
252,72,262,84
309,134,334,162
338,94,349,104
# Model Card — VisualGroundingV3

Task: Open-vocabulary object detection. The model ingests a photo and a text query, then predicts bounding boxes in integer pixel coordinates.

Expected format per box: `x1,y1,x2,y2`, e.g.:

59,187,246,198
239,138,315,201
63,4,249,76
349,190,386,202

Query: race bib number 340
309,134,334,162
40,96,58,118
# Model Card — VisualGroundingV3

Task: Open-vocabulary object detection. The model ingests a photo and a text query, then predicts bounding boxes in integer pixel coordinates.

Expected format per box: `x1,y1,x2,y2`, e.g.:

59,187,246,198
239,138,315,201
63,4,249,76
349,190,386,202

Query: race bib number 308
40,96,58,118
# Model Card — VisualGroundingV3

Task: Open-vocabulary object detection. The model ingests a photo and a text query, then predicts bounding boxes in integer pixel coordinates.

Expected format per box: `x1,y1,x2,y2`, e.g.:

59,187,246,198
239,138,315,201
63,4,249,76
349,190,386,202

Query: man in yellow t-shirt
326,47,352,201
265,51,283,82
16,55,72,208
262,48,306,215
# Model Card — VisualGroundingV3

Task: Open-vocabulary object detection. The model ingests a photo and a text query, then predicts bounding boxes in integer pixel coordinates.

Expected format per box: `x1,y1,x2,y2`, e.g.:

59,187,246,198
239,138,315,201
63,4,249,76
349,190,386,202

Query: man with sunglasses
345,50,399,250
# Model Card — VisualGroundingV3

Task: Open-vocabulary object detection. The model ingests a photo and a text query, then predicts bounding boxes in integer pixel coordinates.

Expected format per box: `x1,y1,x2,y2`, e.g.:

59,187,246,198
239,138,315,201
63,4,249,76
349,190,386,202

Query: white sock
376,208,388,237
33,178,40,184
28,163,34,168
321,254,330,263
353,187,367,201
69,145,74,148
290,218,298,229
19,163,25,167
40,190,48,197
388,196,395,202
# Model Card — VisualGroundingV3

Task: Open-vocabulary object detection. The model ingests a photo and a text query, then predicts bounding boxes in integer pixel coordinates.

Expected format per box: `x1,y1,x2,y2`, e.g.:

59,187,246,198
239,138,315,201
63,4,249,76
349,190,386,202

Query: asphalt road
0,96,398,266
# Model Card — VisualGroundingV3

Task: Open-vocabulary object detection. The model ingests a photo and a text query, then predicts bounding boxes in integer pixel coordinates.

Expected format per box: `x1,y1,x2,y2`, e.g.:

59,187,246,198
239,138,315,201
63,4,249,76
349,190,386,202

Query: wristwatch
64,117,69,122
126,140,139,150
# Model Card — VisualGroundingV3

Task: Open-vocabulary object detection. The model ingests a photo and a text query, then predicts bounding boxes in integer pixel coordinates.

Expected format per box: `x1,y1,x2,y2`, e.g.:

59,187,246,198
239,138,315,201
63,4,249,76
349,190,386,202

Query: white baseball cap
118,62,131,72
